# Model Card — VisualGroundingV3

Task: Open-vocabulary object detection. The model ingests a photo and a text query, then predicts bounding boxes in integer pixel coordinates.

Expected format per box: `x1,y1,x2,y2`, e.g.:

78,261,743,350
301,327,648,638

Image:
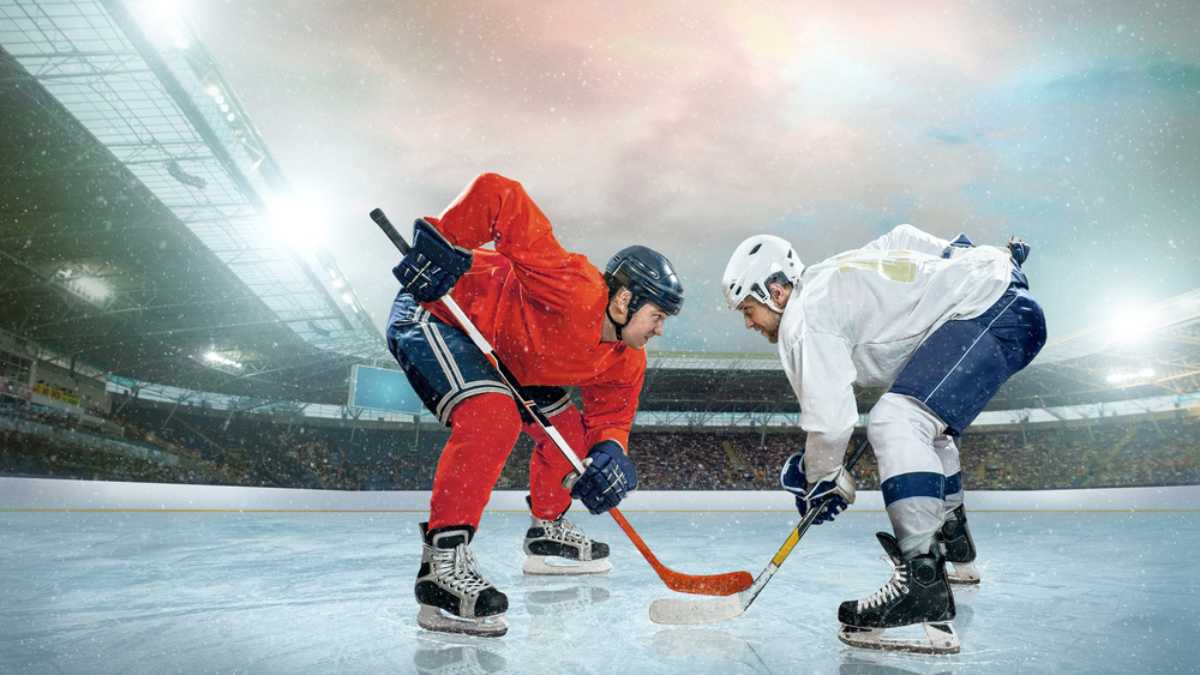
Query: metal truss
0,0,382,366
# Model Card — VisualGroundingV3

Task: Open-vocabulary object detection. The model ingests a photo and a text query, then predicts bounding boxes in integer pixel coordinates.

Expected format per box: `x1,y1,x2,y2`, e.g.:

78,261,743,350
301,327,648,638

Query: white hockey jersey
778,224,1013,475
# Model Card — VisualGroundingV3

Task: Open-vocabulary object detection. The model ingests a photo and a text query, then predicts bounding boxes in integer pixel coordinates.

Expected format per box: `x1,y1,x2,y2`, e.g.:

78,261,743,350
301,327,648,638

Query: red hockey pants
428,393,589,530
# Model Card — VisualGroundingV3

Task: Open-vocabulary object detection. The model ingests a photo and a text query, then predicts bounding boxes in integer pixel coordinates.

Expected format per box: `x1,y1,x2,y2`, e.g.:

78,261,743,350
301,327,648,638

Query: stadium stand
628,414,1200,491
1,0,1198,499
3,393,1196,492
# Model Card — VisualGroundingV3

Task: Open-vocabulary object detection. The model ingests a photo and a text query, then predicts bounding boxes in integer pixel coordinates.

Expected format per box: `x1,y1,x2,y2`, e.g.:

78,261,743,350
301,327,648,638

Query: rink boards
1,476,1197,511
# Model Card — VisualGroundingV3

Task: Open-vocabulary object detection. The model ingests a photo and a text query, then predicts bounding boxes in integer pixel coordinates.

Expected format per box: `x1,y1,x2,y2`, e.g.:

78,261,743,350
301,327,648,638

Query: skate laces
546,517,589,546
858,556,908,611
432,543,492,596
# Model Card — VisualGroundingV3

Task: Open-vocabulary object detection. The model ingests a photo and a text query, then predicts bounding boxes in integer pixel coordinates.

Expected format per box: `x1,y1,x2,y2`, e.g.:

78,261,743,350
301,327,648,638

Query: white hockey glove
780,451,856,525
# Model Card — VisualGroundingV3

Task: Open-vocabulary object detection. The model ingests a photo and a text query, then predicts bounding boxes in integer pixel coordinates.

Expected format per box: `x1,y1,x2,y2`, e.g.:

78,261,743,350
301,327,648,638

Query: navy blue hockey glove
570,440,638,514
780,451,856,525
391,218,473,302
941,232,974,259
1007,236,1030,267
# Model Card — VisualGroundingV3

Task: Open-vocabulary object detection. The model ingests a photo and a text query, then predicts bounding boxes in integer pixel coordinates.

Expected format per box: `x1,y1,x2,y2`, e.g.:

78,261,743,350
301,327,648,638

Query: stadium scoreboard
348,365,424,414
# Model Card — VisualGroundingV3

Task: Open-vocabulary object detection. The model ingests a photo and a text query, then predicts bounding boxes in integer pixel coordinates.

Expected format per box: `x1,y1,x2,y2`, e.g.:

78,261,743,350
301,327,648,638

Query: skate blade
838,621,960,655
418,605,508,638
522,555,612,576
947,561,981,585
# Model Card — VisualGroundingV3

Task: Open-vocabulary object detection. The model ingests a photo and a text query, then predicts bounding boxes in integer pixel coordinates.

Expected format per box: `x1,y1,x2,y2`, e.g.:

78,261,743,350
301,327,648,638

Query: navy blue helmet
604,245,684,316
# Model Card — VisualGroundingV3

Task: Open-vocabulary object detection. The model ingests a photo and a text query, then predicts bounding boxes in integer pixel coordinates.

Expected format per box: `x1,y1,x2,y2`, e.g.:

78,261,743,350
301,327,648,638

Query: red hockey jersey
422,173,645,451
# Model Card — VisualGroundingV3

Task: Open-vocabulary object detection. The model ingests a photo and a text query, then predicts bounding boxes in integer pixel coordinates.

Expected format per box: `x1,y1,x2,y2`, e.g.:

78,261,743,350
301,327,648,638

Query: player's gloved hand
779,451,856,525
569,440,638,514
1007,236,1030,267
941,232,974,259
392,218,473,302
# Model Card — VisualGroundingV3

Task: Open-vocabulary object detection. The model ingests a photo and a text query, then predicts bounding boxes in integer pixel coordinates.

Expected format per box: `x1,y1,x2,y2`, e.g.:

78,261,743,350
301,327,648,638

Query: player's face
738,298,781,343
622,303,669,349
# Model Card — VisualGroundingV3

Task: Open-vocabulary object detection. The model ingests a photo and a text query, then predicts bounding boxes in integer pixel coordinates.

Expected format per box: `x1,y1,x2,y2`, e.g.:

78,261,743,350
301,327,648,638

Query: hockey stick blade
649,593,746,625
610,509,752,596
649,441,872,619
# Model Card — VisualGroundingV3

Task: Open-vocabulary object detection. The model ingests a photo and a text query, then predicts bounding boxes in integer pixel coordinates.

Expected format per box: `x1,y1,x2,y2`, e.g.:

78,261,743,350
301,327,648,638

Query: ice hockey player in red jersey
385,173,684,637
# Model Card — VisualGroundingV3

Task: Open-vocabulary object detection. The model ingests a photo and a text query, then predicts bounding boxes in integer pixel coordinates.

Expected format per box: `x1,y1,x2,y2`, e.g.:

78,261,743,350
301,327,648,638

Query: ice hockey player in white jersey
721,224,1046,654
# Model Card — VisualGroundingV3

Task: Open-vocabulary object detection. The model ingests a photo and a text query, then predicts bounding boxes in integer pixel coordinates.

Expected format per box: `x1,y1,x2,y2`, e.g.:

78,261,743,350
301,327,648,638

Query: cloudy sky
189,1,1200,353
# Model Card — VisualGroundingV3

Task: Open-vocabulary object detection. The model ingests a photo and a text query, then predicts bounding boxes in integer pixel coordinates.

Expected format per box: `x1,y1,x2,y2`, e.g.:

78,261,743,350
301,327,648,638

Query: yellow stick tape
771,526,802,566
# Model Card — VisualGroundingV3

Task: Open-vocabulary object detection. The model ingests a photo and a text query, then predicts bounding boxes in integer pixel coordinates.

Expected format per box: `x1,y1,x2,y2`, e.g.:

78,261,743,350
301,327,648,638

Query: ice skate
838,532,960,655
941,504,981,585
522,501,611,575
415,523,509,638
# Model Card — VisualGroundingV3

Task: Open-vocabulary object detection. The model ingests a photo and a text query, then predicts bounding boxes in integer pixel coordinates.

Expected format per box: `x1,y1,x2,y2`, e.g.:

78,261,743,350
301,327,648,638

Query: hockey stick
648,439,871,624
370,208,753,597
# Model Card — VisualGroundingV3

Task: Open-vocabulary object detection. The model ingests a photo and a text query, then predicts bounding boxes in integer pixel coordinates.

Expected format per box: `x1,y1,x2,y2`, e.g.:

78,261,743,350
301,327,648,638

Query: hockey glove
570,440,638,514
780,451,856,525
940,232,974,259
392,218,473,302
1007,236,1031,267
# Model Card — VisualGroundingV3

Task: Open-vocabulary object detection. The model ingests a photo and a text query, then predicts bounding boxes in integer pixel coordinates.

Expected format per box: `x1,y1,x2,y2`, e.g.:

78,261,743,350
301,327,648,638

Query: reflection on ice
838,651,958,675
522,575,612,617
0,510,1194,674
653,628,772,674
952,603,973,633
412,633,508,675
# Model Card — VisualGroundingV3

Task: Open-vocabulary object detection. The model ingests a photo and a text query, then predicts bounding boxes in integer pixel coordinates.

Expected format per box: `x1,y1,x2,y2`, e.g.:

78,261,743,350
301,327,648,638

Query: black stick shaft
370,208,411,255
369,207,546,415
844,437,870,472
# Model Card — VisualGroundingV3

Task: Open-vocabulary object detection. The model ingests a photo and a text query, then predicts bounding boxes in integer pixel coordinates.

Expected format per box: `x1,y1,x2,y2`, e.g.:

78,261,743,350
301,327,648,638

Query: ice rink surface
1,508,1196,674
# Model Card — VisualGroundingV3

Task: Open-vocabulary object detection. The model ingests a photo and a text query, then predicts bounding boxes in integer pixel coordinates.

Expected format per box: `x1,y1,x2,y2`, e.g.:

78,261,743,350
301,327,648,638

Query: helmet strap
606,304,629,339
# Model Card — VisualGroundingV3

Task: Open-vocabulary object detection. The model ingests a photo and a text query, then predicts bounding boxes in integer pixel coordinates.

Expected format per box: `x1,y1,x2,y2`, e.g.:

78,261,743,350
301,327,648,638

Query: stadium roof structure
0,0,383,404
3,1,1197,423
638,289,1200,419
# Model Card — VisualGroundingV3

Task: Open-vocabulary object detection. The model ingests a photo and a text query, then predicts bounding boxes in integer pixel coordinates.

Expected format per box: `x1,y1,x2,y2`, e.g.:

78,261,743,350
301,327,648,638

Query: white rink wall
1,477,1197,511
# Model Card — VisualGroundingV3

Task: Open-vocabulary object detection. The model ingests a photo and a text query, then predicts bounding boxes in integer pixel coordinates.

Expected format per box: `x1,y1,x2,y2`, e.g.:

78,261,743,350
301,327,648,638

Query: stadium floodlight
72,276,112,303
265,193,326,253
203,351,242,369
1109,305,1162,345
1106,368,1156,385
56,268,113,305
133,0,191,50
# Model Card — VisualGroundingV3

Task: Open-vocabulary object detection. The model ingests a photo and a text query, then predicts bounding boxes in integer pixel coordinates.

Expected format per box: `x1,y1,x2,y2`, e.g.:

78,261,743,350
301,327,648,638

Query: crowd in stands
629,417,1199,491
0,395,441,490
1,392,1198,491
0,400,224,485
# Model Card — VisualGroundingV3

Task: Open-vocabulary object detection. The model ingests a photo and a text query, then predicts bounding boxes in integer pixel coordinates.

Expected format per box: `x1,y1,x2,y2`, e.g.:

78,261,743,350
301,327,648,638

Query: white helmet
722,234,803,313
